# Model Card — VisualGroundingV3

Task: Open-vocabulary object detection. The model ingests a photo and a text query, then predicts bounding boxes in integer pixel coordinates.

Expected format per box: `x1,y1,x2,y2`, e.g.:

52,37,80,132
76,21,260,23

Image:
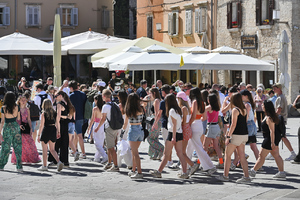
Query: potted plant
232,21,238,28
262,19,269,25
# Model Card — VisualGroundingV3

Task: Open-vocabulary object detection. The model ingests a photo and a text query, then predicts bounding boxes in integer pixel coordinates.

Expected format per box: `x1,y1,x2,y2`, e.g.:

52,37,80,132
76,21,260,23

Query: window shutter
195,8,199,33
237,2,242,28
33,7,39,25
27,6,33,25
201,7,207,32
175,12,179,36
168,12,173,35
102,9,110,29
186,10,192,35
56,8,63,25
227,2,232,29
147,16,153,38
256,0,261,26
3,7,10,26
71,8,78,26
269,0,275,25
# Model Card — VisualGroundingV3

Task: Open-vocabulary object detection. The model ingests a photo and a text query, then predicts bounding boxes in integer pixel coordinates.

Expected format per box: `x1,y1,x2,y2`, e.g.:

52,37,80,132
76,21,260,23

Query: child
11,95,41,164
37,99,64,172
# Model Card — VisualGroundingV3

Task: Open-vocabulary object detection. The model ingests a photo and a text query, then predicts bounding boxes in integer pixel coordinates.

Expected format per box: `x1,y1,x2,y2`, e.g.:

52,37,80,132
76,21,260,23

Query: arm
37,113,45,143
152,100,163,130
87,108,96,133
56,104,61,139
225,108,239,145
182,107,187,125
221,96,230,114
189,100,197,126
171,116,177,144
27,108,32,130
245,103,251,122
95,113,106,132
266,117,276,149
0,112,4,142
123,115,129,130
292,95,300,108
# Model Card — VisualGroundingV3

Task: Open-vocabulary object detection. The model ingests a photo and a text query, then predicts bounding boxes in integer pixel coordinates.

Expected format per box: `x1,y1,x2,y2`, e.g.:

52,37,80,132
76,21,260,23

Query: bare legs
129,141,142,174
41,141,60,167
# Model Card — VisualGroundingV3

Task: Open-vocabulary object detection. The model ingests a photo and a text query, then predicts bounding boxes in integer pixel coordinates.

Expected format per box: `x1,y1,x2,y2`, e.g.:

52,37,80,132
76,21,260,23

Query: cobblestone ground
0,118,299,200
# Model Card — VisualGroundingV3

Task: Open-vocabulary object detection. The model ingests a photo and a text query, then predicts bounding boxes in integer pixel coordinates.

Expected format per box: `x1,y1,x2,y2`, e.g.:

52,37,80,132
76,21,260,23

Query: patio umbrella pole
154,70,156,85
132,70,134,84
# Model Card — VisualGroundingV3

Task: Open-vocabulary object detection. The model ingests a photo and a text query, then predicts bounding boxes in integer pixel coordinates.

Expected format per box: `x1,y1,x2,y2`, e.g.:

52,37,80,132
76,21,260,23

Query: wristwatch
226,135,232,139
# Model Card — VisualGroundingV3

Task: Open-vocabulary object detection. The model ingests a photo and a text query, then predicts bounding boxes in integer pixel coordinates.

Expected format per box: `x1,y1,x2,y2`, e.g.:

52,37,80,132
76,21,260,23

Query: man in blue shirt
136,80,147,99
69,80,87,158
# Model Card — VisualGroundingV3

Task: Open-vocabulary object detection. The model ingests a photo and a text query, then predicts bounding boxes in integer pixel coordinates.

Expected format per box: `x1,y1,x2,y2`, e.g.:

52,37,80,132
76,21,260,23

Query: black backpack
106,102,124,130
276,115,286,137
28,101,40,121
38,94,48,111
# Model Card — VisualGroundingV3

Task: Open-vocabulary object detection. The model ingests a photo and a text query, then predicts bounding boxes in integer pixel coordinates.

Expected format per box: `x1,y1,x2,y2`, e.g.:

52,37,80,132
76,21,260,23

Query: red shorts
182,123,192,141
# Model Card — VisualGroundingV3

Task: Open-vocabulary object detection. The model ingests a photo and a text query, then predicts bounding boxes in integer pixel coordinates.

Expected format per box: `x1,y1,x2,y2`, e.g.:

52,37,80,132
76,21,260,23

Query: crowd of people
0,74,299,183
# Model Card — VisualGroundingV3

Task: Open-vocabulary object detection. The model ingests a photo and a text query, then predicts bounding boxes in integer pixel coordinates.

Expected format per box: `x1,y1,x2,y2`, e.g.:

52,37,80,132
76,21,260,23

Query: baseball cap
97,81,106,87
272,83,282,90
240,89,251,96
176,91,188,101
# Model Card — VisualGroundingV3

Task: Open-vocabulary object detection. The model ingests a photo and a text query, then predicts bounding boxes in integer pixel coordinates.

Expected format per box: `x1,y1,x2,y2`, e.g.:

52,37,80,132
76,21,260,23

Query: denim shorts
31,121,37,132
68,122,75,134
206,124,221,138
247,120,257,136
75,119,84,134
128,125,144,142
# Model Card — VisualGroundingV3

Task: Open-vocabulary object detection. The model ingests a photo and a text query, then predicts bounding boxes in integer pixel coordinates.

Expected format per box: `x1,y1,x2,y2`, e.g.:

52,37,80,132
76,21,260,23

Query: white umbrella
192,46,274,71
181,46,210,60
109,44,199,71
278,30,290,94
0,32,67,55
53,14,62,87
92,45,142,68
62,36,130,54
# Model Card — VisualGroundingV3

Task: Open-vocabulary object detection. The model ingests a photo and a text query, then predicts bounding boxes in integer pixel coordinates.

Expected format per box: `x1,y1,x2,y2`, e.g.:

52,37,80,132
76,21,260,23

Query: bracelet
226,135,232,139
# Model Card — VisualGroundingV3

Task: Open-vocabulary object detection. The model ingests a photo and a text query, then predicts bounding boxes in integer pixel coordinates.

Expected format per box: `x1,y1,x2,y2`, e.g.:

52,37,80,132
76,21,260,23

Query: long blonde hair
42,99,56,120
177,97,191,115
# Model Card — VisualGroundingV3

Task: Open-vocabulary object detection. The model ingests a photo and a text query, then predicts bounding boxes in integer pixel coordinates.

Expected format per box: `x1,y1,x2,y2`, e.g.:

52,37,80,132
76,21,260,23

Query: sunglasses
55,94,59,98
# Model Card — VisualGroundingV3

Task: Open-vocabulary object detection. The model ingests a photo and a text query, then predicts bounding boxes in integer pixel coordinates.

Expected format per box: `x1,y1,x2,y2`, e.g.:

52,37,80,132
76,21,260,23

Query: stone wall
216,0,299,103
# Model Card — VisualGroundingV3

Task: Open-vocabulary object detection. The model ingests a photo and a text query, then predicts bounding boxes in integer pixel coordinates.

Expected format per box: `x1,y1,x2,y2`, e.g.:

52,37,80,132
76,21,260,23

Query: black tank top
232,107,248,135
57,101,69,117
44,112,57,126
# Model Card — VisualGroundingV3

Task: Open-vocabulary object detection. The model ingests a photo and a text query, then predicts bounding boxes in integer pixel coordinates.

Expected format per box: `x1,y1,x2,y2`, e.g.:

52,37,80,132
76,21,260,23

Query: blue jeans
247,120,257,136
75,119,84,134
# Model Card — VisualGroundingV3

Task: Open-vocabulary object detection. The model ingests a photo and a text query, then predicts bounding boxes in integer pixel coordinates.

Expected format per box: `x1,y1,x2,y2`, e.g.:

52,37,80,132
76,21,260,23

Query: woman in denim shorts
123,93,144,179
241,89,259,160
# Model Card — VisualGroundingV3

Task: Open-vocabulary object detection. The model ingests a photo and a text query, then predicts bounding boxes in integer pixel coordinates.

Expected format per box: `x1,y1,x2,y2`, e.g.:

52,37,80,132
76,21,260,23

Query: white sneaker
74,152,80,162
57,161,64,172
189,163,200,175
206,167,217,176
216,175,229,182
37,166,48,171
80,154,87,159
166,161,173,168
100,157,108,164
266,153,274,160
236,176,251,183
273,171,286,179
94,158,101,163
248,168,256,177
230,162,236,171
130,173,143,179
17,168,23,173
285,153,296,161
128,170,136,177
178,172,189,179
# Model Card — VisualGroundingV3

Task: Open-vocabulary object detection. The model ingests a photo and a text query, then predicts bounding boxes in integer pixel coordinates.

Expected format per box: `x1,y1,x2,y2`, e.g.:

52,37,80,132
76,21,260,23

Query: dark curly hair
3,92,17,114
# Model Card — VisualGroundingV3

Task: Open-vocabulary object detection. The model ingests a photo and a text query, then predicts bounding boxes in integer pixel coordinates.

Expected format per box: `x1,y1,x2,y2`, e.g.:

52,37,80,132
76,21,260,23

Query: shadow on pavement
20,171,52,177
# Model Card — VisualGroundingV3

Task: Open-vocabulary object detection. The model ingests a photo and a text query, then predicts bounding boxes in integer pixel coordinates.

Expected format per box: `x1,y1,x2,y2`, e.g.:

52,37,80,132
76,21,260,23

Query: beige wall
0,0,114,41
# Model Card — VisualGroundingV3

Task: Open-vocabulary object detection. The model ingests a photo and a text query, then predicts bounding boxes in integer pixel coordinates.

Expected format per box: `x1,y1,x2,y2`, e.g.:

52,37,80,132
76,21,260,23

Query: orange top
195,114,202,120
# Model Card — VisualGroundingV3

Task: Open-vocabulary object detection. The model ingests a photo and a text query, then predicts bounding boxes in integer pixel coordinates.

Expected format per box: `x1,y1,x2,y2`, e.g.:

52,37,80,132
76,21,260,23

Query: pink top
17,107,28,124
94,117,100,123
207,110,219,123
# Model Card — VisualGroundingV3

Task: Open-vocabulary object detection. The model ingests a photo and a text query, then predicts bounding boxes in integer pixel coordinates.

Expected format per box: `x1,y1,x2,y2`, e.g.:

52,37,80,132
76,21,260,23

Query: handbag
146,116,155,126
20,111,31,134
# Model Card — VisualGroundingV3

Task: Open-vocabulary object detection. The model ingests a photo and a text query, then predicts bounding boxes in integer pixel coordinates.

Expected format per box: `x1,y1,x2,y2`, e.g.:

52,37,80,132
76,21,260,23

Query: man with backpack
33,83,51,137
95,89,123,171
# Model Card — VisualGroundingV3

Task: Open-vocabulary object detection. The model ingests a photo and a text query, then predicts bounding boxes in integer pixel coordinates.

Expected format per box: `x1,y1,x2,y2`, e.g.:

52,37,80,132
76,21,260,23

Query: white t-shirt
59,86,70,96
167,108,182,133
33,91,52,109
219,91,225,116
102,102,112,129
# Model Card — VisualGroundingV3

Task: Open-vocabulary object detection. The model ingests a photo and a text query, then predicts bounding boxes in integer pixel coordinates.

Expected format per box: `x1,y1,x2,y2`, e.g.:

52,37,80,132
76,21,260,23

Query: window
195,6,207,33
256,0,275,25
102,7,110,29
26,5,40,27
147,15,153,38
0,7,10,26
57,7,78,26
185,9,192,35
189,70,197,85
168,11,179,36
227,1,242,29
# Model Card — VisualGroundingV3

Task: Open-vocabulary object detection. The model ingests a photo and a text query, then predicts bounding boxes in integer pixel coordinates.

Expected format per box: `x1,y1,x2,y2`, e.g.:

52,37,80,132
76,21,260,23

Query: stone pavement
0,118,300,200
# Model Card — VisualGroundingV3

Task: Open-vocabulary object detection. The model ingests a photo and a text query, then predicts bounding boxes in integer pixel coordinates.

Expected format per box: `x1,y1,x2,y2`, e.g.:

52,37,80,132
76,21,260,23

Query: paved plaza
0,117,299,200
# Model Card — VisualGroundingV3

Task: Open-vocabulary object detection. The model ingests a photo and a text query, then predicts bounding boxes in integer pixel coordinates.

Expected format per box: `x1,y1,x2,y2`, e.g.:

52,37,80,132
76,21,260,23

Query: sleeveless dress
182,113,192,141
11,107,41,164
41,112,57,144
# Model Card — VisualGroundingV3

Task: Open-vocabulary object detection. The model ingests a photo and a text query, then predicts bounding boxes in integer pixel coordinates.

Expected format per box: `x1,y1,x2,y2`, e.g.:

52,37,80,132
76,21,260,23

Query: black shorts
167,132,183,142
246,135,257,144
262,136,281,150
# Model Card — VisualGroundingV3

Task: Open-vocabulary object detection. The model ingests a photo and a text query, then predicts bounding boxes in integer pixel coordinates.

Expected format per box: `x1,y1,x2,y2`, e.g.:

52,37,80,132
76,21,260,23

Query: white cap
97,81,106,87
